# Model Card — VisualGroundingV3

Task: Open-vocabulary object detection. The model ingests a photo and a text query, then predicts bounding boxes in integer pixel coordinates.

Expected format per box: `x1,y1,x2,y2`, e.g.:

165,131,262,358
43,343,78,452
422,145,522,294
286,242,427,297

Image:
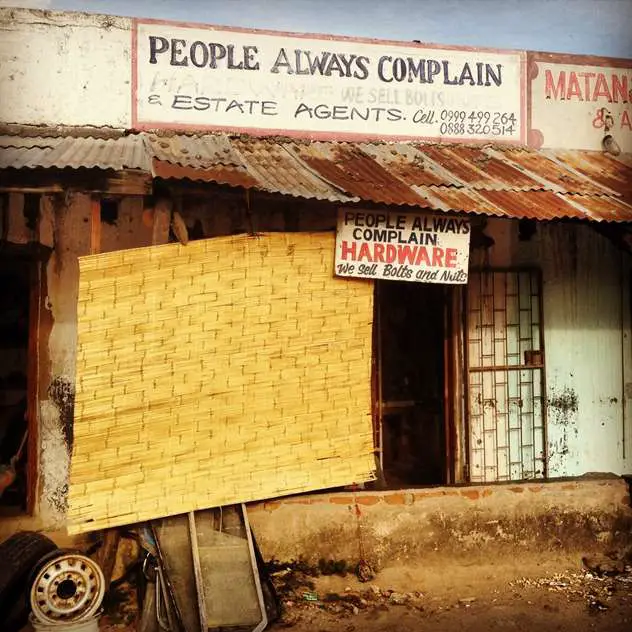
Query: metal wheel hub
30,552,105,624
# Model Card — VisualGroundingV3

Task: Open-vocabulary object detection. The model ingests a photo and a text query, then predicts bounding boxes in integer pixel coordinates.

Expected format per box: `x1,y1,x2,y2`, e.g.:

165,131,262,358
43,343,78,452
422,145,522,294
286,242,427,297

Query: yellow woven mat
67,232,375,533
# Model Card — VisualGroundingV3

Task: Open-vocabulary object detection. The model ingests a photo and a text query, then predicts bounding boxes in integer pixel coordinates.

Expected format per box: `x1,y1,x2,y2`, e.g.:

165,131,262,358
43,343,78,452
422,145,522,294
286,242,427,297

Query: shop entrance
376,281,450,487
0,254,33,513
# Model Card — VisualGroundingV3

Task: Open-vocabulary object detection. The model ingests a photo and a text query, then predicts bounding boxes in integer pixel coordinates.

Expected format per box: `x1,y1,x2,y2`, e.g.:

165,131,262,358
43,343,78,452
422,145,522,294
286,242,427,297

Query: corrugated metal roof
145,134,242,168
1,132,631,222
233,139,355,203
0,135,150,171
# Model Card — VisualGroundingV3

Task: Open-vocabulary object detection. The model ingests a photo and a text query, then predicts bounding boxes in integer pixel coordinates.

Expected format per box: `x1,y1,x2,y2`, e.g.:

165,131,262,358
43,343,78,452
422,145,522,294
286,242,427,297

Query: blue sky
2,0,632,58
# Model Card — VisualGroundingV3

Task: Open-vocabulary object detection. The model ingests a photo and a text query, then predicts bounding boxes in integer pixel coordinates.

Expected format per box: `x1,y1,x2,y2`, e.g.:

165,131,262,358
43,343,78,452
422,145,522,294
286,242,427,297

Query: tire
0,531,58,632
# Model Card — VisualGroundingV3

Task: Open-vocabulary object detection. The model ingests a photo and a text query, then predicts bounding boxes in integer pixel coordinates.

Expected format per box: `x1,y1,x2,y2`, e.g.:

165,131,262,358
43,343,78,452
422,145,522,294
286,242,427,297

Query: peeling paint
47,375,75,450
39,399,70,522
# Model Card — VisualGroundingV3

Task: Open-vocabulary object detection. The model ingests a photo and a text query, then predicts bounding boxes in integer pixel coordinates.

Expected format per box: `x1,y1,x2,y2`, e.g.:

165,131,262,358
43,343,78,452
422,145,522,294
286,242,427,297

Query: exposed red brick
329,496,354,505
461,489,480,500
413,489,459,501
528,485,544,493
356,495,381,506
509,487,525,494
383,493,406,505
480,488,493,498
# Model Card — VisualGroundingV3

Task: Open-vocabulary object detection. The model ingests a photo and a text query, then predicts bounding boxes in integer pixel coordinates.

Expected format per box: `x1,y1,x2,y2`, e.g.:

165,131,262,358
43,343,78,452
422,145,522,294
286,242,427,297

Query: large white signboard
134,19,525,143
529,57,632,152
335,209,471,284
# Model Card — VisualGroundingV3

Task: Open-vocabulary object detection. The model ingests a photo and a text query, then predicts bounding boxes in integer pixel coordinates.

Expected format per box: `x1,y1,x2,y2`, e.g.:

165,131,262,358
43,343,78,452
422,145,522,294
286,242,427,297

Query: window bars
467,270,546,483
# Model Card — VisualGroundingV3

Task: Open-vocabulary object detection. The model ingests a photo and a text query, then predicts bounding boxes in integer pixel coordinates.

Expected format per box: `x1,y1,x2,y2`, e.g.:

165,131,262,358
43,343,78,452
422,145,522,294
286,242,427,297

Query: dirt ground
264,554,632,632
92,551,632,632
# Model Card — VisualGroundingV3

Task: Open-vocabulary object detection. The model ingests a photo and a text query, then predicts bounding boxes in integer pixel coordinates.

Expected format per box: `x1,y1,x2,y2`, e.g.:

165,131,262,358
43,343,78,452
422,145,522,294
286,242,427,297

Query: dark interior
378,280,447,487
0,257,30,511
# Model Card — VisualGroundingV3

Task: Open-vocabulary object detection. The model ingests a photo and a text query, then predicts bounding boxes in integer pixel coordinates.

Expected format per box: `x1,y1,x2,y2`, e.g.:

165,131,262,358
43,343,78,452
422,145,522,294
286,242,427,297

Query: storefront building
0,8,631,562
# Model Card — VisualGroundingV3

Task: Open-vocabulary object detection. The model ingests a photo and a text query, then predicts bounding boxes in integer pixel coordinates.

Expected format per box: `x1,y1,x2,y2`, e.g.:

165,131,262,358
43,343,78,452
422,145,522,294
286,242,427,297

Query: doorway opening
0,255,33,513
376,281,450,487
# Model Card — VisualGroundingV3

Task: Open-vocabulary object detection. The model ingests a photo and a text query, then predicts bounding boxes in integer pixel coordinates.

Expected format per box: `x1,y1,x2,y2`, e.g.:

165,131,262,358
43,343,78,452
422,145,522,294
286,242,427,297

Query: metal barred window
467,270,546,483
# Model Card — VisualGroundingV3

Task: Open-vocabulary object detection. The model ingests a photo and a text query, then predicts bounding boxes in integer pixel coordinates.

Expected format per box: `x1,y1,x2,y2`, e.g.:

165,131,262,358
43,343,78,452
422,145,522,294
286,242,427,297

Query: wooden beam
0,169,152,196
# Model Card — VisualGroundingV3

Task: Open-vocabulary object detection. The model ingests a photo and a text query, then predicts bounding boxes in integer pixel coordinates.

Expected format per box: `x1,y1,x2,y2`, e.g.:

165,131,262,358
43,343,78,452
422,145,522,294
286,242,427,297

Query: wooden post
90,197,101,255
6,193,30,244
152,198,172,245
38,196,55,249
95,528,121,592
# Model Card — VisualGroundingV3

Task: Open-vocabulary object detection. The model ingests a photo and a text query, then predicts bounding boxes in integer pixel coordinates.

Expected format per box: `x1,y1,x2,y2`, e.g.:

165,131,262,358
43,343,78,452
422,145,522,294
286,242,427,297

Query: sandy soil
269,554,632,632
91,552,632,632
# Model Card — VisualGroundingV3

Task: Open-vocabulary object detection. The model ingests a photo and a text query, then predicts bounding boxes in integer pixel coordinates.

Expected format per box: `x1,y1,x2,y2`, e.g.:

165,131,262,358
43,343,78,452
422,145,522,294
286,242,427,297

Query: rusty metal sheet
563,193,632,221
1,129,631,222
151,159,259,190
233,138,353,203
419,145,543,191
145,133,242,168
478,190,597,220
495,148,615,195
413,186,505,216
410,186,632,221
359,143,460,187
550,150,632,196
289,142,430,207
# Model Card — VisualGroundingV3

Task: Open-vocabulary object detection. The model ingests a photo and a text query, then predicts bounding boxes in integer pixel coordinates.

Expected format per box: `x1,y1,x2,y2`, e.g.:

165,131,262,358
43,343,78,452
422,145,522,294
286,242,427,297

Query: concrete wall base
247,478,632,568
1,478,630,571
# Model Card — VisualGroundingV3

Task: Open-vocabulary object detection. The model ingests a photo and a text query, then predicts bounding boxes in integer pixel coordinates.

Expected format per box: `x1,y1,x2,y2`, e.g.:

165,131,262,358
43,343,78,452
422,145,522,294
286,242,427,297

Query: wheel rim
29,552,105,624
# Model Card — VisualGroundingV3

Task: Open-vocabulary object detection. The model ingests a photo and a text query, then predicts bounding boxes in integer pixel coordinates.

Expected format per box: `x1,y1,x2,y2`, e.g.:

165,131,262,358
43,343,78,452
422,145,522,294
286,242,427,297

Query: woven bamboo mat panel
67,232,376,534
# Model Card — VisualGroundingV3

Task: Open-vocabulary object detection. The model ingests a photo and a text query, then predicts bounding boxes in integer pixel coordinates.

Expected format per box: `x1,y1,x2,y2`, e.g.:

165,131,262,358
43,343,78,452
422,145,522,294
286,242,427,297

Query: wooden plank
0,169,152,196
188,512,207,632
95,528,121,591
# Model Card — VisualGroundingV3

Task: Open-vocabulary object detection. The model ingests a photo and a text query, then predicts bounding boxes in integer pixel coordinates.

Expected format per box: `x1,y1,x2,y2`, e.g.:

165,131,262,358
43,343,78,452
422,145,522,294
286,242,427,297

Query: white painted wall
0,8,132,128
472,219,632,477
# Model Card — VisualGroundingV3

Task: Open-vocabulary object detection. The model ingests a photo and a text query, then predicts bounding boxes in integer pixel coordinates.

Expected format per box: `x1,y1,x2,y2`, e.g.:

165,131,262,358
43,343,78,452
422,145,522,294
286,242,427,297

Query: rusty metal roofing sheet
151,159,259,190
479,190,589,220
1,130,631,222
358,143,459,187
288,142,430,207
232,138,354,203
495,147,619,196
549,150,632,196
416,145,541,191
145,133,242,168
